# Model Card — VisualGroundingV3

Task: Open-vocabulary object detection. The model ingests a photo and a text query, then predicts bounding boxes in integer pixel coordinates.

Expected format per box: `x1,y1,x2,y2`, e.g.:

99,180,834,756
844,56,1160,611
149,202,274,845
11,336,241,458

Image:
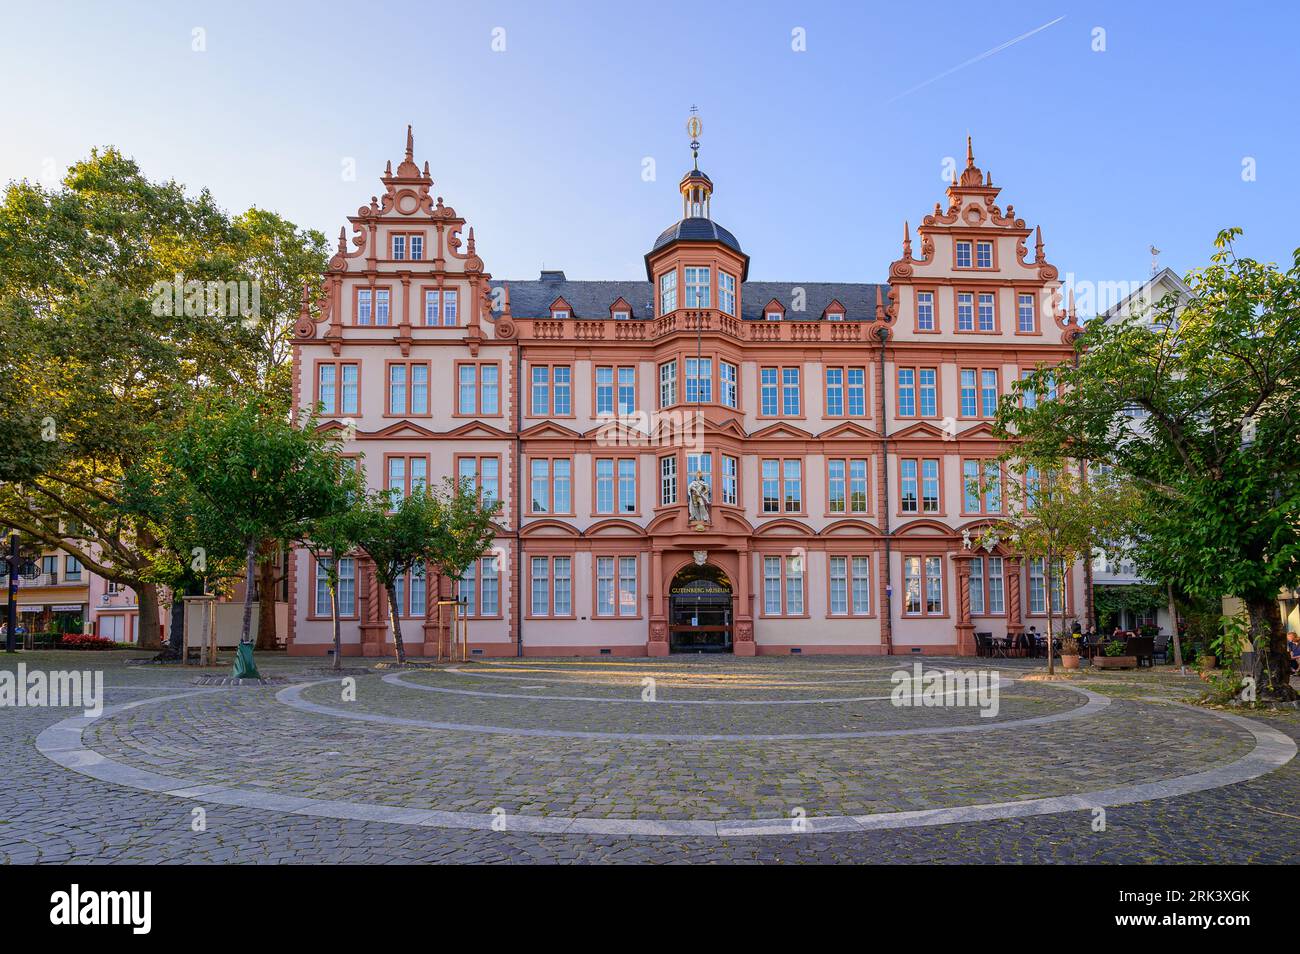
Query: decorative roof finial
1035,225,1044,261
902,221,912,259
467,226,476,254
337,227,346,254
686,106,702,171
874,284,885,320
405,124,414,163
966,135,975,168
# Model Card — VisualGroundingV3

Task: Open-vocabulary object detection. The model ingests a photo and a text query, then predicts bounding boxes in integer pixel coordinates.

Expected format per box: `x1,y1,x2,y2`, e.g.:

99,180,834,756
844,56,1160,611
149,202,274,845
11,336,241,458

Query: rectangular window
898,368,916,416
356,288,372,325
969,556,985,616
659,360,677,408
829,555,871,616
530,557,549,616
984,461,1001,513
618,458,637,513
761,459,780,513
659,270,677,313
763,555,804,616
980,369,998,417
408,564,426,617
976,240,993,268
826,367,844,416
410,235,423,261
1021,369,1038,410
531,365,550,416
847,368,865,416
978,292,995,331
64,555,82,581
424,290,439,326
316,362,359,417
595,458,615,514
783,459,802,511
685,357,712,403
391,235,406,260
388,362,429,415
686,453,712,505
529,365,572,416
828,458,870,514
553,557,571,615
719,272,736,316
956,241,972,268
1027,558,1065,614
442,289,458,325
480,555,499,616
596,366,635,416
457,456,499,506
387,456,428,502
921,459,940,513
721,455,738,506
960,369,978,417
660,455,678,505
684,266,711,308
457,364,499,415
918,368,937,417
530,556,571,616
375,289,390,325
760,367,779,415
530,458,572,514
957,292,974,331
916,291,935,330
1018,293,1036,333
782,367,801,416
595,555,639,617
904,556,944,615
987,556,1004,614
901,459,919,513
315,557,356,616
720,361,737,408
963,459,981,512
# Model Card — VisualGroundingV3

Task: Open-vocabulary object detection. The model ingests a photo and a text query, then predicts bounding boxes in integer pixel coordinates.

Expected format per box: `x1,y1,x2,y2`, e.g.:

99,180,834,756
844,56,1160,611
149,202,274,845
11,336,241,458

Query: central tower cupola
646,110,749,291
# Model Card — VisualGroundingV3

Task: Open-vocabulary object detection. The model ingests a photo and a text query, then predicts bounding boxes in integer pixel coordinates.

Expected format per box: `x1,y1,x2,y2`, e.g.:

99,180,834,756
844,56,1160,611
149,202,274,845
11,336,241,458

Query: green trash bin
232,641,261,680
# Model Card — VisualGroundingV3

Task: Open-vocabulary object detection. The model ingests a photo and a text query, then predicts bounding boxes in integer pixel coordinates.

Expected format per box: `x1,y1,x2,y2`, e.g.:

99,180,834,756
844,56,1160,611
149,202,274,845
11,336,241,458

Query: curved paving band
34,679,1296,838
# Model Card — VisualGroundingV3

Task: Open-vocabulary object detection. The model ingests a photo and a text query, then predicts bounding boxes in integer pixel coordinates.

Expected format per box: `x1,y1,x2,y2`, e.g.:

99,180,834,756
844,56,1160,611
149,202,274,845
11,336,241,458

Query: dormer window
613,310,630,321
553,309,569,320
392,235,406,260
766,311,782,321
823,301,846,321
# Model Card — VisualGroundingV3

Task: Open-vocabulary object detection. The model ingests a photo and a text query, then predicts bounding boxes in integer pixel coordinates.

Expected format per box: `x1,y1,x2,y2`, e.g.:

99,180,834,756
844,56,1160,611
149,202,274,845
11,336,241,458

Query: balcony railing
519,311,873,344
21,573,83,588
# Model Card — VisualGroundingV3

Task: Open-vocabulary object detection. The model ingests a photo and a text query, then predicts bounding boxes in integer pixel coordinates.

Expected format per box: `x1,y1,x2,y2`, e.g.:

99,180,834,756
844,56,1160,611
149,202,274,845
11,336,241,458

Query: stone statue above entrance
687,470,711,528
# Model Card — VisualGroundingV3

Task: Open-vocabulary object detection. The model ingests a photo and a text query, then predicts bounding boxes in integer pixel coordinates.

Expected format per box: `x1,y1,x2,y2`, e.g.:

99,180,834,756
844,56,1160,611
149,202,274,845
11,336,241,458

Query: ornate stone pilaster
357,558,388,655
953,554,975,656
1005,556,1023,635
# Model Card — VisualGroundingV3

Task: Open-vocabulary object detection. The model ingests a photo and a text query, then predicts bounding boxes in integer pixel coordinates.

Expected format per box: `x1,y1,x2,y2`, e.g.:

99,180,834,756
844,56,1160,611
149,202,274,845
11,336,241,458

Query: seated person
1288,633,1300,674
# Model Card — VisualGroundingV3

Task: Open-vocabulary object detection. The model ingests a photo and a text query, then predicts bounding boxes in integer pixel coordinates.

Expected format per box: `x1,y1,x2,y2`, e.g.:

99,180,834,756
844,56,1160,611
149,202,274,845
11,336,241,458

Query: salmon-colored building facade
287,129,1085,658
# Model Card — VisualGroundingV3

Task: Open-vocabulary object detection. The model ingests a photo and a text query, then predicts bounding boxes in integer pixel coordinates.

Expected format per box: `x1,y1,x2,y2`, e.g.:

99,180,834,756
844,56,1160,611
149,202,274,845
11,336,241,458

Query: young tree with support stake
170,397,355,676
976,459,1139,676
352,477,501,665
299,471,367,671
999,230,1300,700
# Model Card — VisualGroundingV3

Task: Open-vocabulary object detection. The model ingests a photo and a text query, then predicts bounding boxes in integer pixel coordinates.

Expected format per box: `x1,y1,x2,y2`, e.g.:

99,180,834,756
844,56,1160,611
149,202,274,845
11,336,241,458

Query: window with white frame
1028,558,1066,614
457,456,499,506
900,458,940,513
1017,293,1036,333
720,361,737,408
977,292,995,331
595,366,635,416
458,363,499,415
317,362,359,416
829,555,871,616
530,458,571,514
916,291,935,330
828,458,869,513
410,234,423,260
763,555,805,616
956,241,972,268
315,556,356,616
595,458,637,514
391,235,406,260
424,289,459,326
595,555,639,617
685,356,712,403
957,292,974,331
903,555,944,615
388,362,429,415
976,240,993,268
459,555,500,617
719,272,736,315
659,270,677,314
684,266,711,308
531,364,572,416
530,555,571,616
387,456,428,502
660,455,678,505
659,360,677,408
826,367,866,417
968,555,1004,616
721,454,738,505
760,458,802,513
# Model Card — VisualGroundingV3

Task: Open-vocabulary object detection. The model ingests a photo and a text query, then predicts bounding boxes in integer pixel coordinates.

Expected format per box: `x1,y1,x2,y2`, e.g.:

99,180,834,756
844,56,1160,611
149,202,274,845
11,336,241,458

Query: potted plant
1059,633,1081,670
1094,638,1138,669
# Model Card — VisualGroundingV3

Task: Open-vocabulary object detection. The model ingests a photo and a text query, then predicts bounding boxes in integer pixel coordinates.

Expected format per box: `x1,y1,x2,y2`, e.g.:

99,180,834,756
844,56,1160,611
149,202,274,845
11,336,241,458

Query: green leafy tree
999,230,1300,699
169,396,354,654
299,473,368,671
975,459,1140,675
0,149,326,651
352,478,501,664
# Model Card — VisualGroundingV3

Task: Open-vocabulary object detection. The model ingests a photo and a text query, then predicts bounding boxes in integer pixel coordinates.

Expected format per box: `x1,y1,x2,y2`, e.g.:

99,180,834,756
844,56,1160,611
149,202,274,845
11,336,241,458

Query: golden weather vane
686,106,702,169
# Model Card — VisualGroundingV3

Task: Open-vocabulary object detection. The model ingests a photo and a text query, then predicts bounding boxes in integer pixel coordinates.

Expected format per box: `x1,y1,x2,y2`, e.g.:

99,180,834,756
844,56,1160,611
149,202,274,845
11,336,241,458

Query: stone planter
1094,655,1137,670
1199,654,1218,670
1060,653,1081,670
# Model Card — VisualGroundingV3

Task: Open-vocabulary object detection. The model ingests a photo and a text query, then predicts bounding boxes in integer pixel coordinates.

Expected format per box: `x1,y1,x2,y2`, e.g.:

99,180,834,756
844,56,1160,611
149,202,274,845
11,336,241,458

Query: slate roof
649,217,741,255
493,277,889,323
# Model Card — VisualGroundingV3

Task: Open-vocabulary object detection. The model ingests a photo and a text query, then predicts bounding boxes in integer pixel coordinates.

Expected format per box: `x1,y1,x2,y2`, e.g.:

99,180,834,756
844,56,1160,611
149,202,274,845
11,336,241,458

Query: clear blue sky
2,0,1295,313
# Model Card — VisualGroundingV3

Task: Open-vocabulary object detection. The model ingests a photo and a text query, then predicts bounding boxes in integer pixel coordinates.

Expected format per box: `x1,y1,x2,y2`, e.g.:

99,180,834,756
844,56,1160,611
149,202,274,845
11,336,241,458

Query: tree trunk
1045,556,1056,676
387,583,406,664
331,579,342,671
239,536,257,644
166,590,185,659
1245,597,1296,701
137,581,162,651
255,542,279,651
1166,582,1184,670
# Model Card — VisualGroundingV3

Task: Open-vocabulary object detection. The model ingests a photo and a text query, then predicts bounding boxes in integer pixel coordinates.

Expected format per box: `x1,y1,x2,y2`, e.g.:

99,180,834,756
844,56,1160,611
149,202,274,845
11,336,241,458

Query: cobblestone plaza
3,652,1296,864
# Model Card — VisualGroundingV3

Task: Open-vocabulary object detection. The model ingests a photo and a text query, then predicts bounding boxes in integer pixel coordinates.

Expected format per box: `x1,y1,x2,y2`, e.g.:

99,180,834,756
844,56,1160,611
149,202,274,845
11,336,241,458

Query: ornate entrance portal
668,564,733,653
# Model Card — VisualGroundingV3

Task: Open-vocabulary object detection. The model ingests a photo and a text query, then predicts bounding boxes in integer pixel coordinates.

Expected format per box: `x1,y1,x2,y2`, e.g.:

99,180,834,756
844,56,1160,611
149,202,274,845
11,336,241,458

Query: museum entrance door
668,563,733,653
